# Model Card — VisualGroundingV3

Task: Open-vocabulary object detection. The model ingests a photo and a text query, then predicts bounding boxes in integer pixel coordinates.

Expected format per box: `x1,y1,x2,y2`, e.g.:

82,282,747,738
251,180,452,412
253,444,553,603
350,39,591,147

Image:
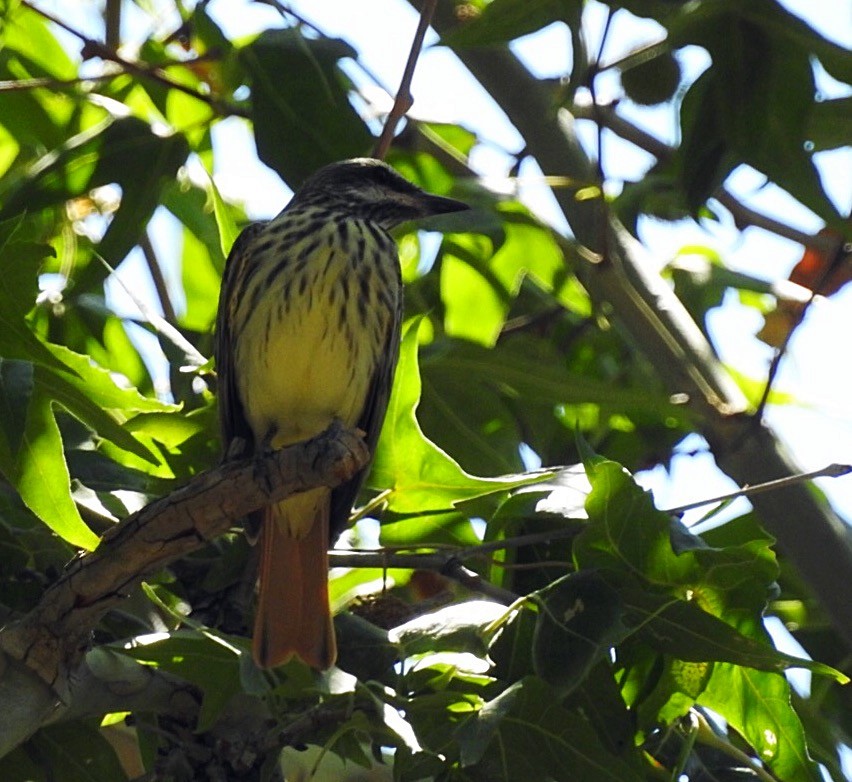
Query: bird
215,158,469,669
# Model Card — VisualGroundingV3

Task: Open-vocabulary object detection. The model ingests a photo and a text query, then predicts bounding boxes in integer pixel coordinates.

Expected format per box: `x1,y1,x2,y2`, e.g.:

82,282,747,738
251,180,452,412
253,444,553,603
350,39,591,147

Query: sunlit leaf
370,320,548,513
390,600,506,656
701,662,822,782
16,386,99,550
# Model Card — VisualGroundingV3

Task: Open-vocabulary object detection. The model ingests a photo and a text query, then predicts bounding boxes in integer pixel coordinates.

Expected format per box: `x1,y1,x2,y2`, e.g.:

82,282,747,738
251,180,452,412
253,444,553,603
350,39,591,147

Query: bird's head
289,158,469,229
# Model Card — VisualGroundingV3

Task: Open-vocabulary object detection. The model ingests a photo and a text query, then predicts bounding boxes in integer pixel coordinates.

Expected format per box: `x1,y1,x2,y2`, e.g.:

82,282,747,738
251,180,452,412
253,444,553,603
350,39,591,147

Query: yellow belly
234,236,393,451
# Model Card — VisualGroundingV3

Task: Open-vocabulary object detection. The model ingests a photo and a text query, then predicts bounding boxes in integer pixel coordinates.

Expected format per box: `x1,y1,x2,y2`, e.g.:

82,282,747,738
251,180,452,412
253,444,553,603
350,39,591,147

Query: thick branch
0,423,369,697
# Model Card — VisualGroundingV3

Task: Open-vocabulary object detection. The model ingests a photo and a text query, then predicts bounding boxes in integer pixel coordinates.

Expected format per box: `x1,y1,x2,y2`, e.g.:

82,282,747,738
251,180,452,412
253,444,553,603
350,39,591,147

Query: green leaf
45,343,171,415
5,720,127,782
0,3,76,81
439,208,585,347
670,0,852,85
239,29,373,186
565,662,635,756
445,0,582,47
379,509,481,548
178,224,221,332
533,571,627,695
0,358,34,470
489,600,537,682
620,584,846,683
390,600,506,657
0,117,190,265
807,96,852,152
677,71,732,210
455,677,646,780
441,246,508,345
16,386,99,550
637,655,713,727
0,217,68,373
39,343,174,463
370,320,546,513
420,338,685,475
671,0,842,222
700,663,822,782
118,629,243,733
573,458,847,670
188,170,239,264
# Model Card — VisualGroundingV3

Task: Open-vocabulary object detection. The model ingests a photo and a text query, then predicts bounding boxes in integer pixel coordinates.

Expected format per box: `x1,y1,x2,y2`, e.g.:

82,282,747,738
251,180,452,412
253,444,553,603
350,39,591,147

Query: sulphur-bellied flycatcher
215,158,468,669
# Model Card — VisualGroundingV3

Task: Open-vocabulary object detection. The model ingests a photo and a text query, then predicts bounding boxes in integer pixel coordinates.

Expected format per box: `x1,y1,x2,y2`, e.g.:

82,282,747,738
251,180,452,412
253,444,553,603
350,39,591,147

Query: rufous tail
252,487,336,669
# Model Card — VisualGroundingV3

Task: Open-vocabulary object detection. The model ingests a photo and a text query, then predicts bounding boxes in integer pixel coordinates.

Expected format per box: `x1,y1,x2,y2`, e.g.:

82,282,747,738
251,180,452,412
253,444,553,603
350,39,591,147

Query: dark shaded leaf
0,358,34,469
117,629,243,733
533,570,627,695
3,720,127,782
671,0,842,222
445,0,582,47
455,677,646,780
239,30,373,186
807,97,852,152
0,216,66,373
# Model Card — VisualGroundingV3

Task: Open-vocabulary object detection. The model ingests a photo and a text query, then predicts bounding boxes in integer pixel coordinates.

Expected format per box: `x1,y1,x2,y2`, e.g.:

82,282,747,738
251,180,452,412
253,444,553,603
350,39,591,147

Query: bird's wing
214,221,268,453
328,293,403,541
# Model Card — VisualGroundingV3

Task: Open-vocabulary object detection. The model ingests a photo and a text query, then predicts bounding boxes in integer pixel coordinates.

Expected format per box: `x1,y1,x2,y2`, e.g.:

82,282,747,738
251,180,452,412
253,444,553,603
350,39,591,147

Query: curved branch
0,423,370,698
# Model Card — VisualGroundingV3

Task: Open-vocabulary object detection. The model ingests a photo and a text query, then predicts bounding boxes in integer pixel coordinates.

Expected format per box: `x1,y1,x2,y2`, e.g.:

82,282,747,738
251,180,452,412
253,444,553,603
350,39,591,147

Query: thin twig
0,55,225,93
329,526,582,572
20,1,247,118
0,75,112,92
255,0,327,37
441,559,519,605
588,6,615,186
372,0,438,159
138,231,178,325
663,463,852,515
95,253,207,368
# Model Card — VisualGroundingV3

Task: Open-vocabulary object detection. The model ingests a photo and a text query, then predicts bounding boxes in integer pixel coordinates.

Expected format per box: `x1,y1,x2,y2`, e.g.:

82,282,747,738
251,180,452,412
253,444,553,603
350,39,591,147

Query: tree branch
0,422,369,699
21,1,247,118
139,231,178,325
372,0,438,159
416,0,852,649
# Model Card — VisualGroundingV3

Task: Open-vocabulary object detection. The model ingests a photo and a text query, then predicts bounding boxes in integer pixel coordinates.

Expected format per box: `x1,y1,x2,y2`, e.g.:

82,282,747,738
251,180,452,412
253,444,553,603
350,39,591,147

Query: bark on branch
0,422,370,700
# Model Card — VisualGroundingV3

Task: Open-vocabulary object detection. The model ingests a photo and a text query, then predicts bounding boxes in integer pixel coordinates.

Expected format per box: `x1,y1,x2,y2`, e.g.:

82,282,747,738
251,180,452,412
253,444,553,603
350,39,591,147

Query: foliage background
0,0,849,780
